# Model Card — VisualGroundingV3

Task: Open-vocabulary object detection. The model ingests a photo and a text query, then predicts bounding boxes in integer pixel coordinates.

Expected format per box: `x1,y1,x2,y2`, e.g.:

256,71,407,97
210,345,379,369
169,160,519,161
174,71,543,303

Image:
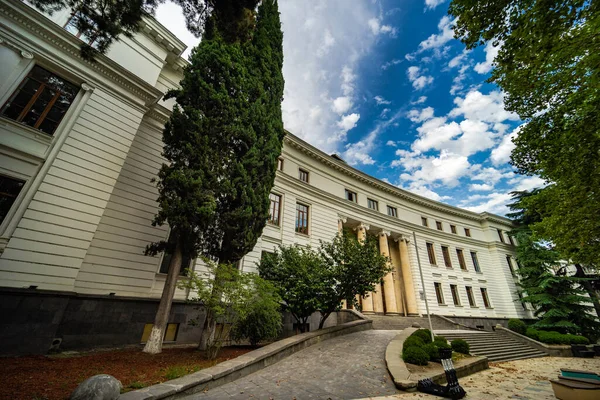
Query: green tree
30,0,261,58
182,261,281,359
258,246,327,333
143,0,284,354
449,0,600,268
317,231,390,329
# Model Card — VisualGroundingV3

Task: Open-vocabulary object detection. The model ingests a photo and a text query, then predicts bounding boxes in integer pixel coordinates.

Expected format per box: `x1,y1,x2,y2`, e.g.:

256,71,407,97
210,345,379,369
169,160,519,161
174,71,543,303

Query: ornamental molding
0,1,164,105
379,230,391,237
283,133,514,226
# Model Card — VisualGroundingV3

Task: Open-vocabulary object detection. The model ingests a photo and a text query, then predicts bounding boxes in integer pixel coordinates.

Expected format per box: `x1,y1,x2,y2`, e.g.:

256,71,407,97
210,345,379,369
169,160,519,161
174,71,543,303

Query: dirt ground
0,345,254,400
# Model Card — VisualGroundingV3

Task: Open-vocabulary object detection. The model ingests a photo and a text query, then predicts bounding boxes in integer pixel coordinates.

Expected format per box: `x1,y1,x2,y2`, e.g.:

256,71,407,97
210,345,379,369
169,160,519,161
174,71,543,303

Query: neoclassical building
0,0,531,354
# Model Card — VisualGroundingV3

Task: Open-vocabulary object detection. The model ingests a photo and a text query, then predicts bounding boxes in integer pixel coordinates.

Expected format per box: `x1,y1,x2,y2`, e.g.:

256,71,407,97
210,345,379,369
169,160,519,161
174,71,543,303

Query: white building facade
0,1,531,354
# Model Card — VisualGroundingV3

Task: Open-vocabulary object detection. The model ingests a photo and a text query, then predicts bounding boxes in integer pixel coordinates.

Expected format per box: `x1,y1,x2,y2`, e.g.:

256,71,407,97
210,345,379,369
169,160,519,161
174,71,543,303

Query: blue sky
156,0,544,216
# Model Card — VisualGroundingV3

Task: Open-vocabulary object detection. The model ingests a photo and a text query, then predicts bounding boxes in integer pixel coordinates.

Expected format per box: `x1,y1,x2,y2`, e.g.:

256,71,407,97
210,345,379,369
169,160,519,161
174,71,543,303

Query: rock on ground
70,374,122,400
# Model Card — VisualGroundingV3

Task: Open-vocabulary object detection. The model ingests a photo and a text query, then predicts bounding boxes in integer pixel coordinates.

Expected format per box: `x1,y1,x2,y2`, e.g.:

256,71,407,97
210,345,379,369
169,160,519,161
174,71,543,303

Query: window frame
277,157,284,171
506,255,515,276
464,228,471,237
367,198,379,211
441,245,452,268
0,65,80,136
450,284,461,306
450,225,457,234
456,248,467,270
267,192,282,226
434,282,445,305
345,189,357,203
421,217,428,227
508,234,515,246
426,242,437,265
466,286,476,307
470,251,481,273
298,168,309,183
63,11,100,46
0,174,27,228
295,202,309,235
497,229,506,243
387,205,398,217
480,288,491,308
436,221,443,231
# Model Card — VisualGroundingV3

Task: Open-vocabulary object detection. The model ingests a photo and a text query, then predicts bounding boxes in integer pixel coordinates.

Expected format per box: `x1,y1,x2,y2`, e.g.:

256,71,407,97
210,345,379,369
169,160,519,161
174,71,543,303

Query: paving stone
182,330,400,400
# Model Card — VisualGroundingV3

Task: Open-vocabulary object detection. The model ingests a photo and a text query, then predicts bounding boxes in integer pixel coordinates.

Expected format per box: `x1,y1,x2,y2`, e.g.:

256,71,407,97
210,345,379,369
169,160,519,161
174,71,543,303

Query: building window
261,250,274,262
450,284,461,306
426,242,437,265
497,229,506,243
159,232,192,275
456,249,467,270
277,157,284,171
508,234,515,246
268,193,281,226
480,288,491,308
517,291,528,310
470,251,481,273
506,255,515,276
298,168,309,183
295,203,309,234
436,221,443,231
450,225,457,234
387,206,397,217
434,282,445,305
0,175,26,226
345,189,357,203
441,246,452,268
64,11,99,46
141,323,179,343
421,217,428,227
367,198,379,211
1,65,79,136
464,228,471,237
466,286,476,307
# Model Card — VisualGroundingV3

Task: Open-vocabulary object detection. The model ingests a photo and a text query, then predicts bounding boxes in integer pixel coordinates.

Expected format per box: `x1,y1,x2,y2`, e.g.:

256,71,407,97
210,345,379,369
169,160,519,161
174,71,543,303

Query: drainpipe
413,231,434,342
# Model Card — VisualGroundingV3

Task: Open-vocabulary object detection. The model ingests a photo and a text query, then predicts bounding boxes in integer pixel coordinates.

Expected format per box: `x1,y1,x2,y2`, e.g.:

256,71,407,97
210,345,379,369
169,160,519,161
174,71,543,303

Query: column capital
337,215,347,223
378,230,391,237
354,223,370,232
395,234,410,243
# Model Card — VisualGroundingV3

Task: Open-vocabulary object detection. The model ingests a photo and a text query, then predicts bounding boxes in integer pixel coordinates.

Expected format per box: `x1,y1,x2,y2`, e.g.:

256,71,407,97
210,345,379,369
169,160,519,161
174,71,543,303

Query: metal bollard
417,348,466,399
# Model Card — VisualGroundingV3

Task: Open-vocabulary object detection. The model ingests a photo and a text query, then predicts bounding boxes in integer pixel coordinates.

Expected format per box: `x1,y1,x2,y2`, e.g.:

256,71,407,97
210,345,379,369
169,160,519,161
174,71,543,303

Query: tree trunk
198,309,216,351
575,264,600,319
318,312,331,330
143,239,183,354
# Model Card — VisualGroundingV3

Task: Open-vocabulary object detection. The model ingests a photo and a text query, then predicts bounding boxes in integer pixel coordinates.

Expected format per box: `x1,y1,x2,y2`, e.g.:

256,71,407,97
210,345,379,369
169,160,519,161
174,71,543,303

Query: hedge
423,343,440,361
403,335,426,351
508,319,527,335
412,329,433,344
451,339,470,354
526,329,589,345
402,346,429,365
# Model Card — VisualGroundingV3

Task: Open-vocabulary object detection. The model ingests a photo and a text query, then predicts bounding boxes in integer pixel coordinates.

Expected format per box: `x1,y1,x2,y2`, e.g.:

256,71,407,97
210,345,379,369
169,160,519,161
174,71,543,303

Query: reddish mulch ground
0,345,255,400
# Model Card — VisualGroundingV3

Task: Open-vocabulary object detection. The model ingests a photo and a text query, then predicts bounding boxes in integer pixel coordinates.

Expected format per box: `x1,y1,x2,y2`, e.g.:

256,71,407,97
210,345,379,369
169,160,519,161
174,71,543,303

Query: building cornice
283,132,514,227
140,15,187,62
1,0,164,106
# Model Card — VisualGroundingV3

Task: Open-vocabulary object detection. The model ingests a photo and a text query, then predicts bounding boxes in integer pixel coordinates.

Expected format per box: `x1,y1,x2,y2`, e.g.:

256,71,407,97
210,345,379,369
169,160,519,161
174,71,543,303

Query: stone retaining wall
495,326,571,357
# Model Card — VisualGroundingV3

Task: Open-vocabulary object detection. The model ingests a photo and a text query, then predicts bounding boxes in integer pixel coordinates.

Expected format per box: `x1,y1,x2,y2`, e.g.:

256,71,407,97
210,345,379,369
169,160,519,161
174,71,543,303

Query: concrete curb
385,328,488,391
495,325,571,357
119,318,372,399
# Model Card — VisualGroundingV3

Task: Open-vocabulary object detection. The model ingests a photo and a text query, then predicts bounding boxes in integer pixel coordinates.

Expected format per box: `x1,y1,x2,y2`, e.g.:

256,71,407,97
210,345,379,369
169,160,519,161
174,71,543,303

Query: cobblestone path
184,330,401,400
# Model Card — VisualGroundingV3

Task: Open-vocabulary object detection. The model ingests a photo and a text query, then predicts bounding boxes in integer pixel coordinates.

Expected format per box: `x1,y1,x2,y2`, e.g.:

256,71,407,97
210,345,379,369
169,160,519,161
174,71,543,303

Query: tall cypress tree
143,0,284,354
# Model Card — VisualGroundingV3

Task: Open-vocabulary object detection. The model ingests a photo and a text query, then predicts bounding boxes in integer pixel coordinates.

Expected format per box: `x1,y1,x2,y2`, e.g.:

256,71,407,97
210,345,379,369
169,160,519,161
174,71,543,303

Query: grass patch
164,366,189,380
127,381,147,389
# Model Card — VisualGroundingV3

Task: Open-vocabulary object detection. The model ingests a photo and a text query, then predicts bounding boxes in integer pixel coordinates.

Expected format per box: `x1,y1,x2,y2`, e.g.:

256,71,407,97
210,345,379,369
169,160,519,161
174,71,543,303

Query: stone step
473,346,544,357
487,351,547,362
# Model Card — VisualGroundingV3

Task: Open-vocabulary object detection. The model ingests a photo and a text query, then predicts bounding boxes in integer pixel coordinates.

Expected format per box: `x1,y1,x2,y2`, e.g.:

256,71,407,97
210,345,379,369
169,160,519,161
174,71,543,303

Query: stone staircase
438,330,548,362
368,314,461,331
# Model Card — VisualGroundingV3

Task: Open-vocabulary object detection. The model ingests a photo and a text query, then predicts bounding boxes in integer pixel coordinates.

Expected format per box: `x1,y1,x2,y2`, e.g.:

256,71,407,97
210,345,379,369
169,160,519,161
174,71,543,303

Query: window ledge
266,223,281,229
295,232,310,238
438,304,448,307
485,307,494,310
454,305,463,307
470,306,479,309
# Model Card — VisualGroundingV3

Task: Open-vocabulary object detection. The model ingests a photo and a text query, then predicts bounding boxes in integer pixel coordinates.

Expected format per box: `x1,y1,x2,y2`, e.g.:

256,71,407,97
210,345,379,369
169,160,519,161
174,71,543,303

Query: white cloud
317,29,336,57
381,59,402,70
474,41,500,74
332,96,353,114
374,95,391,105
407,106,435,123
471,166,513,185
463,192,513,214
155,3,201,58
368,18,397,36
337,113,360,132
425,0,447,10
450,90,519,123
386,140,397,147
412,96,428,104
418,16,455,53
469,183,494,191
510,175,546,191
380,108,391,118
394,149,471,188
490,125,521,166
407,66,434,90
402,182,451,202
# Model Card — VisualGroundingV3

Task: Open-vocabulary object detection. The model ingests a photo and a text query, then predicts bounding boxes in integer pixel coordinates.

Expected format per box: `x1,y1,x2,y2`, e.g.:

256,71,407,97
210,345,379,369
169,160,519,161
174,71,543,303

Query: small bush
412,329,433,344
423,343,439,361
436,340,451,350
526,328,540,341
566,334,589,345
402,346,429,365
230,302,282,346
403,336,425,351
451,339,470,354
508,319,527,335
433,335,447,345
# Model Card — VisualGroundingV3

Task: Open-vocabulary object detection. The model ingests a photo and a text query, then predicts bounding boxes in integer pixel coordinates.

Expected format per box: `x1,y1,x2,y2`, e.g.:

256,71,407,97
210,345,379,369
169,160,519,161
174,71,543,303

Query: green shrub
451,339,470,354
508,319,527,335
433,335,448,345
526,328,540,341
164,366,187,380
412,329,433,344
423,343,440,361
402,346,429,365
436,340,451,350
403,336,425,351
536,331,590,345
230,301,282,346
565,334,589,345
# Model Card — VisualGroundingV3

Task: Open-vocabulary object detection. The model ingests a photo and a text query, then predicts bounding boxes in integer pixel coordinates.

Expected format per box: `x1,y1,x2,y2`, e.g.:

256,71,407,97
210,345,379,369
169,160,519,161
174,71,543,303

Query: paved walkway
184,330,401,400
372,356,600,399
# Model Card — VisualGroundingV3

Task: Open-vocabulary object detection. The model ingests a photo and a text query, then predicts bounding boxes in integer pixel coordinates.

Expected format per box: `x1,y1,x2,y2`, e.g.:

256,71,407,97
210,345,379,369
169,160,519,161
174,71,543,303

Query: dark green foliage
449,0,600,268
526,328,540,341
436,340,451,351
508,319,527,335
433,335,447,345
402,346,429,366
412,329,433,344
402,336,426,351
531,330,590,345
423,343,440,361
450,339,470,355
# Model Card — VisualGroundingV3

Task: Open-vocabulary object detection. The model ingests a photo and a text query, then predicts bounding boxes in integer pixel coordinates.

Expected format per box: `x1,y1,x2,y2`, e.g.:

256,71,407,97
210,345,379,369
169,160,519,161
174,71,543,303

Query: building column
398,236,419,315
379,231,399,315
356,223,374,314
338,215,350,309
